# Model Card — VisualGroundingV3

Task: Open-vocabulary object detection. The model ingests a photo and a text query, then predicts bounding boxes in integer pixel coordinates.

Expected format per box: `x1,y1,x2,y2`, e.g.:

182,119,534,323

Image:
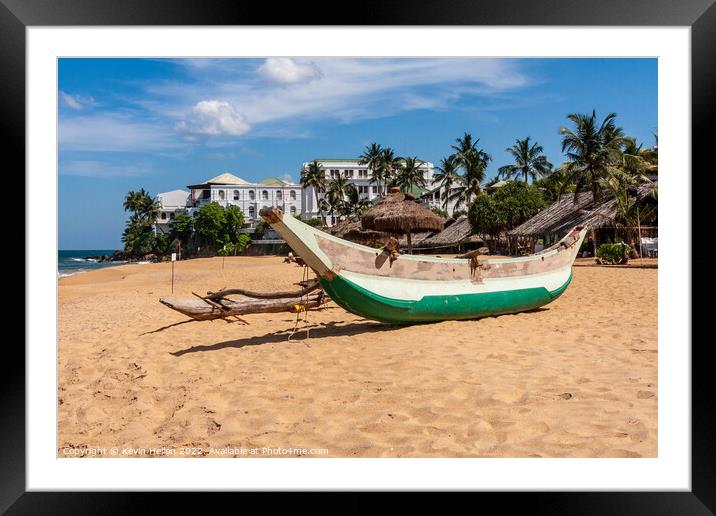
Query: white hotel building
154,160,458,235
155,172,302,234
300,159,437,225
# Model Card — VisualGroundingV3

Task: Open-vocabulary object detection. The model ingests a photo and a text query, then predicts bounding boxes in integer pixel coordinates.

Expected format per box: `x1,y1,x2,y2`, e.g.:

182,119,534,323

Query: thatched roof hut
419,215,484,250
326,218,355,238
360,187,445,253
326,218,389,246
509,181,658,239
360,189,405,229
372,201,444,234
371,200,444,255
397,231,433,249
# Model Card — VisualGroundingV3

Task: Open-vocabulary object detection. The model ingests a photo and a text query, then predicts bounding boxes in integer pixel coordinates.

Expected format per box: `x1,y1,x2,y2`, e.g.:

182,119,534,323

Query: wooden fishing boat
260,207,587,324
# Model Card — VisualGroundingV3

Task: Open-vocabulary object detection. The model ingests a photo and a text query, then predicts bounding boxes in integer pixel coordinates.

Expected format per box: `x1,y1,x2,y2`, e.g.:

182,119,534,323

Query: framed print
5,0,713,511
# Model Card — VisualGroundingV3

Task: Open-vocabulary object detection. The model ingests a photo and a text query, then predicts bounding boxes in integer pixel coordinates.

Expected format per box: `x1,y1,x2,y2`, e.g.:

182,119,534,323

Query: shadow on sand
168,306,554,356
170,320,401,356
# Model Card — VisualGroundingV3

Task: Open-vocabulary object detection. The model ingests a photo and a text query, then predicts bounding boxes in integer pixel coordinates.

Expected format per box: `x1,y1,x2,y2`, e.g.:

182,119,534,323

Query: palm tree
340,184,371,216
433,155,461,211
498,137,553,183
377,147,400,196
326,174,351,218
532,167,573,204
620,137,657,180
123,188,159,220
139,193,161,221
560,110,628,202
300,160,328,224
392,157,427,194
451,132,479,159
123,189,145,213
600,170,657,254
451,132,491,203
358,142,383,194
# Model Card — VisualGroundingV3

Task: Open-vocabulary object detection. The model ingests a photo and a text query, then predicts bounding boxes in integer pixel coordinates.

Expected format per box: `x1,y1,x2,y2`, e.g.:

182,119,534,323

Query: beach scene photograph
58,57,658,459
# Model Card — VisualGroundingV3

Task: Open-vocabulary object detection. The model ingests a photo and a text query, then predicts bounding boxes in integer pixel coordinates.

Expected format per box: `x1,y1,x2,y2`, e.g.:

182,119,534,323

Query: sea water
58,250,124,277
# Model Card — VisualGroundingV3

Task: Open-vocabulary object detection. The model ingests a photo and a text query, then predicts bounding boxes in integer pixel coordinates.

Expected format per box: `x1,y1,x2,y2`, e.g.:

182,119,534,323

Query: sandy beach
58,256,657,458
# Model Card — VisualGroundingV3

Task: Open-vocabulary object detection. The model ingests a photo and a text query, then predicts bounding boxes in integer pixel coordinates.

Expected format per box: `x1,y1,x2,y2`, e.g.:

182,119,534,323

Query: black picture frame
5,0,712,511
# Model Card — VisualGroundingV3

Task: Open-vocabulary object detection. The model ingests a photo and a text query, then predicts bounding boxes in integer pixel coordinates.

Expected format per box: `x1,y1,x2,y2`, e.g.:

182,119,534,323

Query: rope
288,264,312,345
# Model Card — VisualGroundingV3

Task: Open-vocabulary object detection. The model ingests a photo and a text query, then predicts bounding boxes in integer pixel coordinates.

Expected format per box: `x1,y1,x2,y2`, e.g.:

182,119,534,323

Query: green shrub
596,242,632,265
431,207,448,218
217,234,252,256
301,217,323,227
468,181,546,241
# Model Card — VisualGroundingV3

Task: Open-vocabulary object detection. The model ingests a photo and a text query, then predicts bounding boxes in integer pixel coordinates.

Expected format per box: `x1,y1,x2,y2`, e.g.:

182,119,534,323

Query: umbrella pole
407,231,413,254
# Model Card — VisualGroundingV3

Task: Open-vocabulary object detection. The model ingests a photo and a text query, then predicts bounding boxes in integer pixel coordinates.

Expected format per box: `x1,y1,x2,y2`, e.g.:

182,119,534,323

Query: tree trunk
407,231,413,254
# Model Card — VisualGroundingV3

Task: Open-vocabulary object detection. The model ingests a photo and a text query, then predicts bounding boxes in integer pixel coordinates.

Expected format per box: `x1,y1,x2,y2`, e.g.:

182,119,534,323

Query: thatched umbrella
364,188,445,254
360,188,405,229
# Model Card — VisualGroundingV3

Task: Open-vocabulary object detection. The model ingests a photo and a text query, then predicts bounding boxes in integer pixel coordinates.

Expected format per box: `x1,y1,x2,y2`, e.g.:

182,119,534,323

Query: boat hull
260,207,586,324
320,271,573,323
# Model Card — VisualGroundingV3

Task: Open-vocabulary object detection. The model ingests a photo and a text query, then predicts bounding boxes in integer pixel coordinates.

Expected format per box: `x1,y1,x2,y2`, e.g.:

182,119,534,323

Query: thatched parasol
365,188,445,254
360,188,406,230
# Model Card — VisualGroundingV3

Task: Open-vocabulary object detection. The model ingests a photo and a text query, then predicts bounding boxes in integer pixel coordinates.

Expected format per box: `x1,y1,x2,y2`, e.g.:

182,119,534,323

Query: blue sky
58,57,657,249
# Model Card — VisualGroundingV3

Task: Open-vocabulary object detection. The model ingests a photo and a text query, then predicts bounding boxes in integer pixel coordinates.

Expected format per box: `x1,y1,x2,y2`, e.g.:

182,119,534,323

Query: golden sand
58,256,657,458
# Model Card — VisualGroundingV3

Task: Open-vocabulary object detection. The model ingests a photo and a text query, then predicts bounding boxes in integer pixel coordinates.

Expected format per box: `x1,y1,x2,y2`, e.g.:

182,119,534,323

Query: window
372,186,378,193
359,169,368,178
344,169,354,178
233,190,240,200
262,190,269,200
202,189,210,199
330,169,340,179
290,206,296,215
170,212,175,220
249,190,255,200
290,190,296,200
218,190,225,200
161,212,167,220
276,190,283,200
249,206,255,218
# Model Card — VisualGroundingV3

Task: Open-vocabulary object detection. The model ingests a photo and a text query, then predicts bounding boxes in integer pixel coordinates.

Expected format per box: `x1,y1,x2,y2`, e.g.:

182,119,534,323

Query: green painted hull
320,271,573,324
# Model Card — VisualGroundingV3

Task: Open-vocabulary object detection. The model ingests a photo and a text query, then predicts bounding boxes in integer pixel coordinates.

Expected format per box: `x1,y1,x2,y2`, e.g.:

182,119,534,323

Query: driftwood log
159,279,328,321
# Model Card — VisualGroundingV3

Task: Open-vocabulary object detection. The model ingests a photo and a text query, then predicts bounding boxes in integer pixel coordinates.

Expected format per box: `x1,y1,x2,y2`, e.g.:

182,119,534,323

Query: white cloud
258,58,322,85
176,100,250,136
59,114,177,152
59,91,95,111
80,58,533,142
154,58,530,137
59,160,150,177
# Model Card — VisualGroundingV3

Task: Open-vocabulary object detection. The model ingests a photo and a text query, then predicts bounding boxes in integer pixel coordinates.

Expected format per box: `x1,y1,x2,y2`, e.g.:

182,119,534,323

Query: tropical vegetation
300,160,328,225
121,188,161,255
498,137,553,183
468,181,546,249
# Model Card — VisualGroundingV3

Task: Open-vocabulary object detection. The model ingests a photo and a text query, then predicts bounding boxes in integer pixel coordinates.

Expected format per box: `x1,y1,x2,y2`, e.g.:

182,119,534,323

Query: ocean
58,250,126,277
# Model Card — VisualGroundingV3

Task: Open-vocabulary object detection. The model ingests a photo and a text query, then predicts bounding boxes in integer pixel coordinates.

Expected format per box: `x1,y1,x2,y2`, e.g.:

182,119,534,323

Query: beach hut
419,215,486,254
363,188,445,254
509,181,658,254
327,218,389,247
